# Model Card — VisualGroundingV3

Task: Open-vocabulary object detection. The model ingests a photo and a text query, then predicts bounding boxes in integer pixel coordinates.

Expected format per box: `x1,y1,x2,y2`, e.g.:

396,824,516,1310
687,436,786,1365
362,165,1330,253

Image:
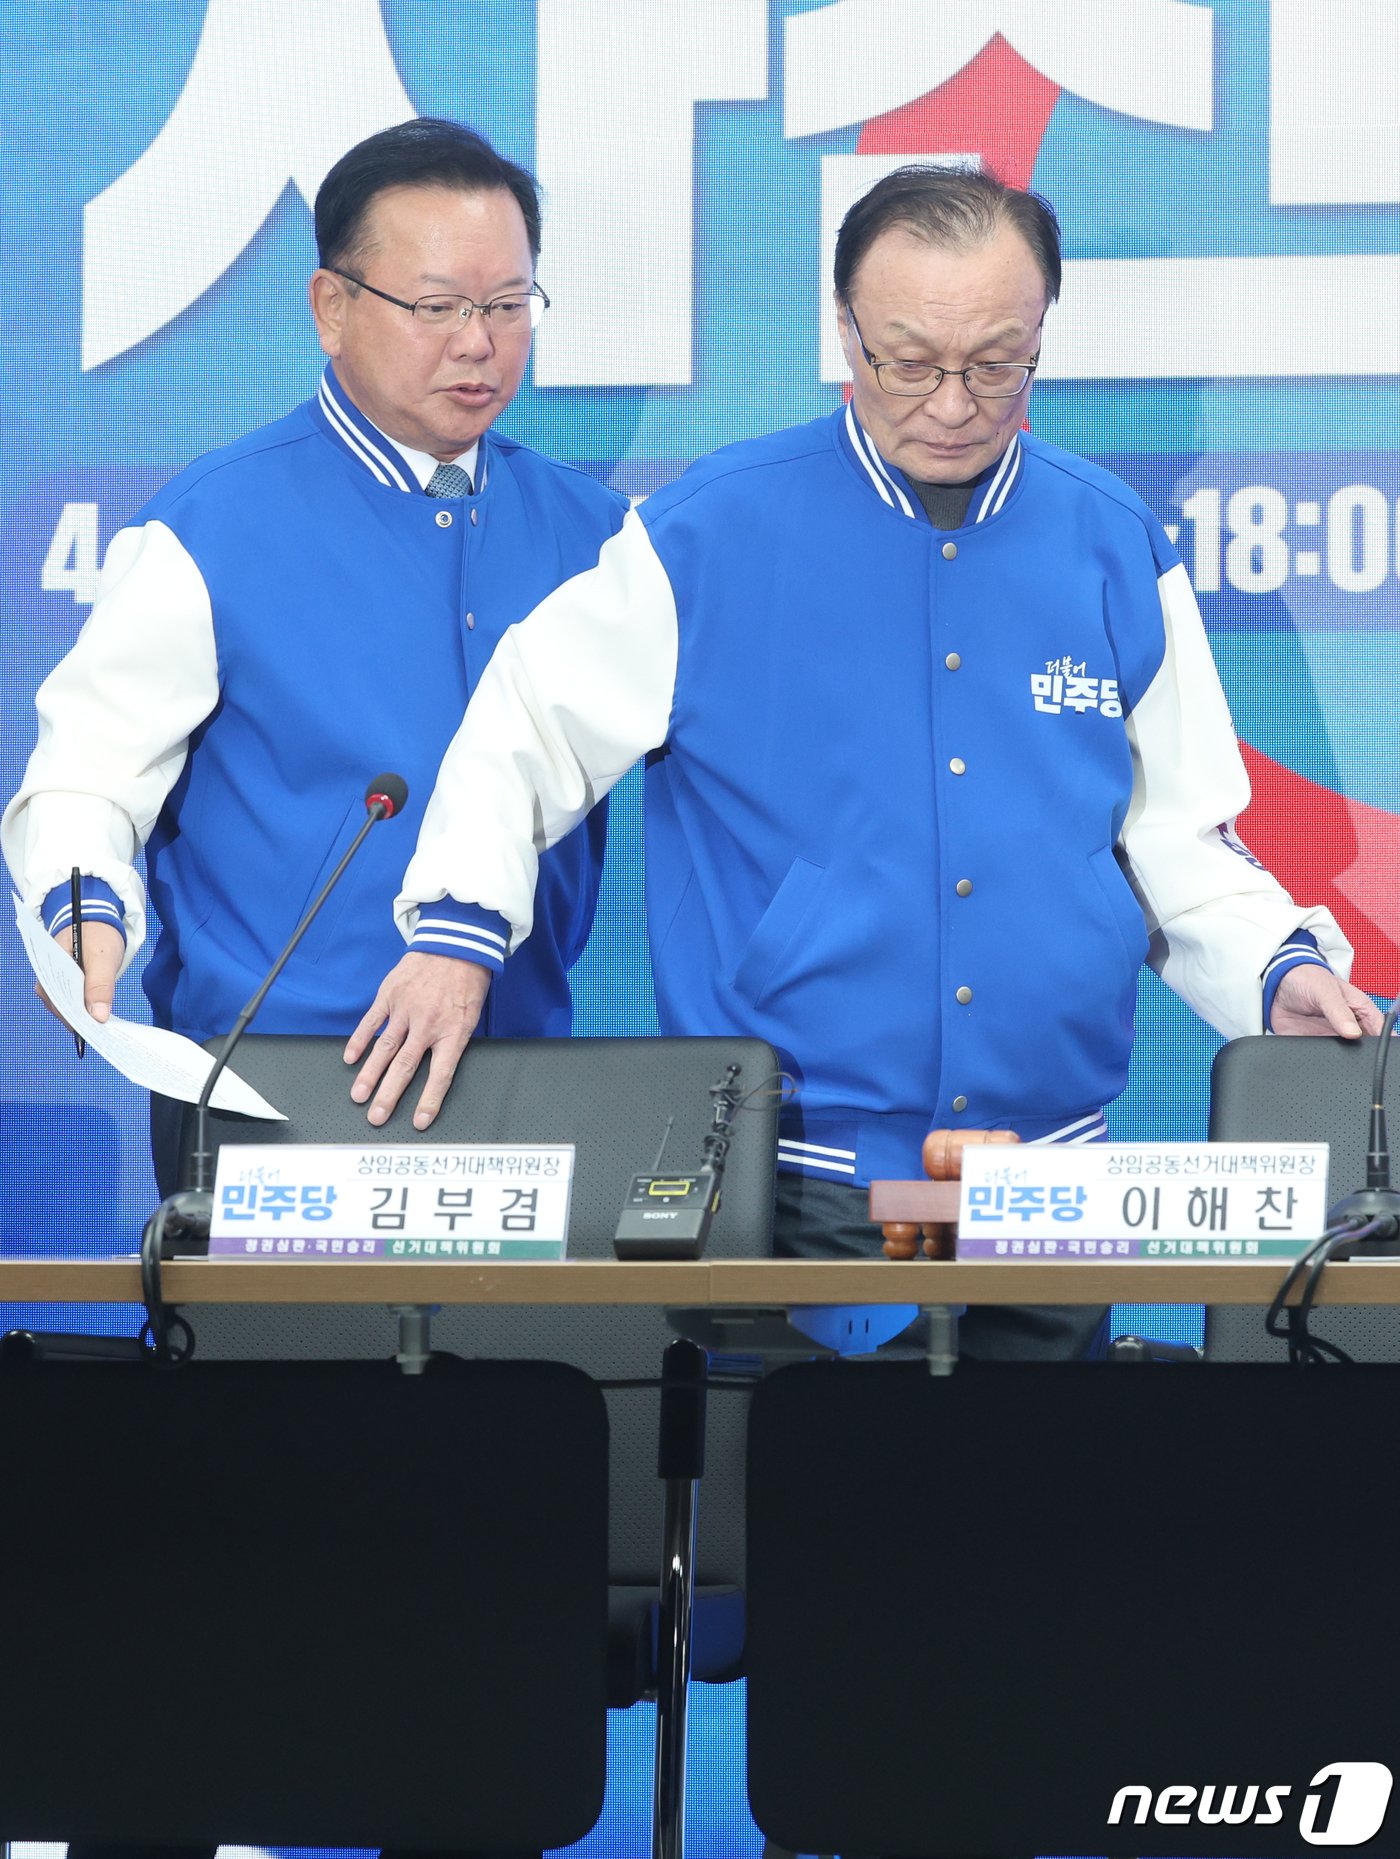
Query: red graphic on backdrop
852,35,1400,999
841,35,1058,408
856,32,1059,185
1238,745,1400,999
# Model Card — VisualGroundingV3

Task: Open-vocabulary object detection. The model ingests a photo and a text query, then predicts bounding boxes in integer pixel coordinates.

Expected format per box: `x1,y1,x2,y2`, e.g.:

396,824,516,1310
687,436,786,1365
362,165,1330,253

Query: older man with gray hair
356,163,1377,1360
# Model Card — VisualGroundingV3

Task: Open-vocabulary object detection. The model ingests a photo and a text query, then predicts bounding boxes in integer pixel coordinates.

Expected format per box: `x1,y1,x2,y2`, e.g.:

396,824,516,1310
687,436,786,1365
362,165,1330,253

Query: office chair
0,1349,608,1854
745,1354,1400,1858
1206,1033,1400,1360
177,1032,780,1859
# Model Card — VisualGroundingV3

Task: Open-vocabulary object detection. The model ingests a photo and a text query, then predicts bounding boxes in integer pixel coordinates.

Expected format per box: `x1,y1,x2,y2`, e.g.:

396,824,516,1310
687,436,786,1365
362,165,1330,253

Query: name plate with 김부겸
955,1142,1329,1260
209,1143,575,1260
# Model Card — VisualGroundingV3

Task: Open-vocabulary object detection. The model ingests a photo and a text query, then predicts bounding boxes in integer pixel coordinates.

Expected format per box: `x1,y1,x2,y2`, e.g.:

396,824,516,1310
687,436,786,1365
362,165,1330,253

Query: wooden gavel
880,1127,1022,1259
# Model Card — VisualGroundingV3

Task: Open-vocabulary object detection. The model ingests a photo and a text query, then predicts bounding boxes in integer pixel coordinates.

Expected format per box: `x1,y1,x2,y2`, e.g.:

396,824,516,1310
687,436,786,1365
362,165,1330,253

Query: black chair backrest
747,1356,1400,1858
183,1034,779,1584
1207,1033,1400,1360
0,1352,608,1849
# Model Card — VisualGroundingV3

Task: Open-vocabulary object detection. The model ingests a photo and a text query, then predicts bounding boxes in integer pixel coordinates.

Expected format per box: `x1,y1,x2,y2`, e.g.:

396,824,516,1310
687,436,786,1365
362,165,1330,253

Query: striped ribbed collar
313,364,489,495
840,402,1021,527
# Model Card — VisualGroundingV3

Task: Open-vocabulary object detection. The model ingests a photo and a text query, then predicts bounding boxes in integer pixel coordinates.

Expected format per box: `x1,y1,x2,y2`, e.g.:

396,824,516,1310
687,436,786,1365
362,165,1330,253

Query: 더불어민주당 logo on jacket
1031,656,1123,719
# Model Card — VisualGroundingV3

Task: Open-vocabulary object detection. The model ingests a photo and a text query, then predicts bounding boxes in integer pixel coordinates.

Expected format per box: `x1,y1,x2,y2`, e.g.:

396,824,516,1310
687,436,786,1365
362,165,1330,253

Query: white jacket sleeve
1,519,220,971
396,508,679,950
1118,560,1352,1036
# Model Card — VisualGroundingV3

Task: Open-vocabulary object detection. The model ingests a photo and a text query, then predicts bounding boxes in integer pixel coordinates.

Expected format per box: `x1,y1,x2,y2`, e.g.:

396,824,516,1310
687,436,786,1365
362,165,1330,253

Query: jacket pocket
1087,844,1148,970
731,857,828,1008
285,798,362,965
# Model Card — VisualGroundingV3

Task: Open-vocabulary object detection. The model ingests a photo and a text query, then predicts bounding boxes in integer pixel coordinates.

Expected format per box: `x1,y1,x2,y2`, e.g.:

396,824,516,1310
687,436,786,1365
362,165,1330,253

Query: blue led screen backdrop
6,0,1399,1251
3,6,1400,1854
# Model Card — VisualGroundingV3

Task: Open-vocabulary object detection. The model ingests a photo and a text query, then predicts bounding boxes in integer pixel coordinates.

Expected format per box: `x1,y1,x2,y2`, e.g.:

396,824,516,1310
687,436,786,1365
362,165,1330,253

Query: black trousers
773,1170,1110,1362
150,1089,184,1201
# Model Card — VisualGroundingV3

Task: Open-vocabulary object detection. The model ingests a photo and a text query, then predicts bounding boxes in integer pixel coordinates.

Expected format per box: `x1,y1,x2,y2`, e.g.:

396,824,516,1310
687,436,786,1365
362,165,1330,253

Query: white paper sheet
14,894,286,1119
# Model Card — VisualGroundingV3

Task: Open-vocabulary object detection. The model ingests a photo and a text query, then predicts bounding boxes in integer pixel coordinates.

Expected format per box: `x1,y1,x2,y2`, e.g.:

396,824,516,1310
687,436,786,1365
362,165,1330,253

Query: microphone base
1324,1188,1400,1257
153,1188,214,1259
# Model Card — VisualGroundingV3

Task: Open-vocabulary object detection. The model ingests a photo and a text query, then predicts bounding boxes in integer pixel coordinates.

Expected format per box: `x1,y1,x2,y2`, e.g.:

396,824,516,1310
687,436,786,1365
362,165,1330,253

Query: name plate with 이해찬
955,1142,1329,1260
209,1143,575,1260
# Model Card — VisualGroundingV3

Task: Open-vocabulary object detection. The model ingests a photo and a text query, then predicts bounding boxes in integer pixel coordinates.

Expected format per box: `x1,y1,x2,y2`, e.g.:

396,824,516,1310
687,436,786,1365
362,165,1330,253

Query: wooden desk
3,1254,1399,1305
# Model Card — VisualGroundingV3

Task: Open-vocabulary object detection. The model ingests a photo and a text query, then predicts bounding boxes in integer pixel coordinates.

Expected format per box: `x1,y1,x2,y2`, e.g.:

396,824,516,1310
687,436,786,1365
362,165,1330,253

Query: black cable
693,1067,796,1190
137,1202,195,1366
1293,1241,1353,1366
732,1070,798,1114
1263,1224,1347,1359
1264,1218,1381,1365
1299,1229,1357,1351
1264,1222,1355,1332
687,1063,744,1197
1263,1225,1346,1361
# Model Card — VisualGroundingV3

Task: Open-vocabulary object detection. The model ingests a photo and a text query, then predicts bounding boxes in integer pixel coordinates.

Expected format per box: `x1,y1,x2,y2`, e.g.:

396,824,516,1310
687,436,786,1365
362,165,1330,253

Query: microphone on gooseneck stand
1327,995,1400,1257
185,771,410,1199
138,773,410,1356
1260,1001,1400,1363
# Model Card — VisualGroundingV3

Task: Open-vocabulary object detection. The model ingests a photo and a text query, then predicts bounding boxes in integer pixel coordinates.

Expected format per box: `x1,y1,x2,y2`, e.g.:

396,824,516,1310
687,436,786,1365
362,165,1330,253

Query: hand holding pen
35,869,125,1044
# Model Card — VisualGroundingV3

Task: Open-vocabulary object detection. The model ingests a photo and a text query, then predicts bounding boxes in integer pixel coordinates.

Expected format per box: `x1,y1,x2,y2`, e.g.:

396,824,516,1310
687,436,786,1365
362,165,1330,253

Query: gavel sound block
870,1128,1022,1260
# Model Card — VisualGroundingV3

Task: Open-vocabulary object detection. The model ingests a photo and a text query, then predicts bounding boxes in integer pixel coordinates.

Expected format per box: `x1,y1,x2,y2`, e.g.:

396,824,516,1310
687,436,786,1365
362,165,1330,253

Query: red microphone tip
364,773,409,819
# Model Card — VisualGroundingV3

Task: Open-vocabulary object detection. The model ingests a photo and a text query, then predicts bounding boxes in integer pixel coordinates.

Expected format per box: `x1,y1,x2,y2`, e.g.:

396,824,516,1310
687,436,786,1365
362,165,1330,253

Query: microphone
146,773,411,1278
1326,996,1400,1257
614,1064,743,1260
365,772,409,820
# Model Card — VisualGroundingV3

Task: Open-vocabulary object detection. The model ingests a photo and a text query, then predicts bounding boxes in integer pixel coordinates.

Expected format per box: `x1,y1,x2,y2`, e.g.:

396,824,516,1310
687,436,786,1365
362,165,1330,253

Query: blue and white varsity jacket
4,365,625,1043
397,406,1351,1186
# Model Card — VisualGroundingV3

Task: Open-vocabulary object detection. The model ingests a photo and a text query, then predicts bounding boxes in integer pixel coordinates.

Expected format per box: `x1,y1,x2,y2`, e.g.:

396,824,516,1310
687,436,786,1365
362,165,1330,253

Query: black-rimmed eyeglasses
845,302,1038,398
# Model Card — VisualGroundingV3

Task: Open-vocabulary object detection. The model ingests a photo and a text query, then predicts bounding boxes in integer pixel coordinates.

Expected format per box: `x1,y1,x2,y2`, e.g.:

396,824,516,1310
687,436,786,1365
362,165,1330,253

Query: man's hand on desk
39,920,124,1025
345,951,491,1129
1272,965,1386,1038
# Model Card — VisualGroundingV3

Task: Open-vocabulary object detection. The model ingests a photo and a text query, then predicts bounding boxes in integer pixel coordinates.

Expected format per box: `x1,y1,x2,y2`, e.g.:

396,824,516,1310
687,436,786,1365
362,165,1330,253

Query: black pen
69,866,85,1058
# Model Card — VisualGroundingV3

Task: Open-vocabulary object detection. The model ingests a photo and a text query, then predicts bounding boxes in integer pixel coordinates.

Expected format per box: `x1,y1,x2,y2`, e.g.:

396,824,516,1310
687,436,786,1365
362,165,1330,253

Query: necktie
426,461,473,499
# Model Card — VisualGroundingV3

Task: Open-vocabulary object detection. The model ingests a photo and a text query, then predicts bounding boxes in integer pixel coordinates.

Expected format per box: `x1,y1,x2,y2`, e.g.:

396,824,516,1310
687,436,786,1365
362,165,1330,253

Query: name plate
956,1142,1328,1260
210,1143,575,1260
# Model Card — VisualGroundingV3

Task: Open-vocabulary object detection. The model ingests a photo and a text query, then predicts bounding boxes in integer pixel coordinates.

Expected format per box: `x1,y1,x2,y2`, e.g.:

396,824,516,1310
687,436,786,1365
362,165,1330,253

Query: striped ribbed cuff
42,876,126,944
408,899,510,972
1262,929,1330,1029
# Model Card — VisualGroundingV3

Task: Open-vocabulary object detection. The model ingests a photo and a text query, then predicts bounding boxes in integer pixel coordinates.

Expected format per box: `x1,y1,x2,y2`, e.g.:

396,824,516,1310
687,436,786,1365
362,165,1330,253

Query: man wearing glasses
5,117,623,1194
360,164,1376,1354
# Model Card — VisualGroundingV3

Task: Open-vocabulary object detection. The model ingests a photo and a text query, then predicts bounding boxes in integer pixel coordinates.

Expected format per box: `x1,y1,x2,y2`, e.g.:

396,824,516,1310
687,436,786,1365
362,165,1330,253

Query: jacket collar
313,364,490,495
839,402,1021,526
